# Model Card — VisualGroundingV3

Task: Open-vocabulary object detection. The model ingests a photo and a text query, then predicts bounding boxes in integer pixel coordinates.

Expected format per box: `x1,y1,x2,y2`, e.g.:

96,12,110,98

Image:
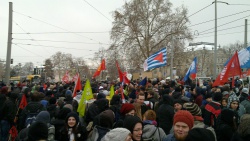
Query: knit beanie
120,103,135,116
35,111,50,124
182,102,202,116
173,110,194,129
185,128,215,141
28,121,48,141
66,112,79,127
241,88,249,95
101,128,131,141
213,92,223,102
123,115,143,133
228,95,239,107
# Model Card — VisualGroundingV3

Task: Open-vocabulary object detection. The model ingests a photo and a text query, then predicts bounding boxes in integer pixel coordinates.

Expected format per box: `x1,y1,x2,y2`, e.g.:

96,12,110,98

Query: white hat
99,86,104,90
101,128,131,141
242,88,249,95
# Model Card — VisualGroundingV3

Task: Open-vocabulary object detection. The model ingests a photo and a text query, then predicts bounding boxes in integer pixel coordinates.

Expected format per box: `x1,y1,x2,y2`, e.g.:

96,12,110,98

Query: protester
123,115,143,141
59,112,87,141
142,110,166,141
157,94,175,134
27,121,48,141
164,110,194,141
101,128,132,141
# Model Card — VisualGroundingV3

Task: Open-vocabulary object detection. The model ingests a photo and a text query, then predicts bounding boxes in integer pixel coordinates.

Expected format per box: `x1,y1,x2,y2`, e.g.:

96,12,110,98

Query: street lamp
212,0,229,79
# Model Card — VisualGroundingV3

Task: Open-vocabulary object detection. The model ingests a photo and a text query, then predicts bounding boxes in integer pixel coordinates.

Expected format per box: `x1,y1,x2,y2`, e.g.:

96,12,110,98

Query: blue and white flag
224,46,250,68
183,57,197,82
143,47,167,71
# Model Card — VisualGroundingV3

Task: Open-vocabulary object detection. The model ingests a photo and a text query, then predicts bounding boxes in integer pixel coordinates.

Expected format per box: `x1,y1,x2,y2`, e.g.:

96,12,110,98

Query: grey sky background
0,0,250,67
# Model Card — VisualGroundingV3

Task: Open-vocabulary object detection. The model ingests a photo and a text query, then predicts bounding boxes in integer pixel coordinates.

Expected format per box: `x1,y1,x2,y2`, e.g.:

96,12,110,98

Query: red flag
71,73,78,82
115,61,130,84
19,94,27,109
213,51,242,87
62,71,70,83
9,126,18,141
93,59,106,78
72,73,82,97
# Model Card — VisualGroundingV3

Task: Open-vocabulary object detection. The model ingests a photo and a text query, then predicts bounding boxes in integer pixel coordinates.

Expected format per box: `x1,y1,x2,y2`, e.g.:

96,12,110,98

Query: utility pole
5,2,13,85
170,37,174,80
244,19,248,48
213,0,218,80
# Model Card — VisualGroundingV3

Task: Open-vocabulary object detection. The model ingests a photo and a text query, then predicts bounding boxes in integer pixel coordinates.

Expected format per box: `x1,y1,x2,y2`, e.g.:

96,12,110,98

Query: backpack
25,109,41,128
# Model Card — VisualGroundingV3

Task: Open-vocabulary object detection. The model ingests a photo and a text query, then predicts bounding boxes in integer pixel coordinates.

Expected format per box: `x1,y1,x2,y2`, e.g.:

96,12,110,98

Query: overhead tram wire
187,3,213,18
188,9,250,27
199,24,250,36
198,14,250,34
82,0,112,22
13,20,51,54
195,30,250,39
13,44,45,58
13,11,108,45
13,31,110,34
12,43,99,51
12,38,112,45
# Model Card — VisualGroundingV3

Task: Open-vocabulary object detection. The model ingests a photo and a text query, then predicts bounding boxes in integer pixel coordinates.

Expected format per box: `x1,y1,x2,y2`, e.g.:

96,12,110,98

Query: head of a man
136,92,145,105
173,110,194,141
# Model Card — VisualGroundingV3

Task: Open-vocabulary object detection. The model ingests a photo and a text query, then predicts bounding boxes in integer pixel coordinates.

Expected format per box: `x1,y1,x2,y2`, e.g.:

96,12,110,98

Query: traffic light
10,59,13,64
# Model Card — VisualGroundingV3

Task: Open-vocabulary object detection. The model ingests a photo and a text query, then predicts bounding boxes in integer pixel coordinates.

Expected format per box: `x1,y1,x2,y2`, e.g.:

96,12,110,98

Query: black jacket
59,124,87,141
18,101,46,130
156,94,174,134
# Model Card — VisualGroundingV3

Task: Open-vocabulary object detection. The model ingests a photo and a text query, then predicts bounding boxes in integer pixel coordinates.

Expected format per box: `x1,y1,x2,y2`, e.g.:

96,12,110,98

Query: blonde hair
133,103,142,120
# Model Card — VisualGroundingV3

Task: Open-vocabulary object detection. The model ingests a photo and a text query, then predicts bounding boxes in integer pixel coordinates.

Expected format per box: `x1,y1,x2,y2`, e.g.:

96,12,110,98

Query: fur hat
183,102,202,116
28,121,48,141
101,128,131,141
173,110,194,129
120,103,135,116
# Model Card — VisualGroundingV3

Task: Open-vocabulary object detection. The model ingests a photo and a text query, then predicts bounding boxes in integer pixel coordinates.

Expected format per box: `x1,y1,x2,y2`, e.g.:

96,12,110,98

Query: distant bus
10,75,41,84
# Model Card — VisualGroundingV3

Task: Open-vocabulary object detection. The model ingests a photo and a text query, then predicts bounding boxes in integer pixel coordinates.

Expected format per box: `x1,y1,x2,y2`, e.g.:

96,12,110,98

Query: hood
35,111,50,124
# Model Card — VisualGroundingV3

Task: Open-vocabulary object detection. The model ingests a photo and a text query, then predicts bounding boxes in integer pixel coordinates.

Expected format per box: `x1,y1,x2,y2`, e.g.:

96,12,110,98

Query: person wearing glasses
123,115,143,141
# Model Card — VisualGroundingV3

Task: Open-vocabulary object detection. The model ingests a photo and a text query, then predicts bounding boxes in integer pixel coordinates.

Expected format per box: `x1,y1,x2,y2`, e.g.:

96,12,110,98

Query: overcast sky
0,0,250,66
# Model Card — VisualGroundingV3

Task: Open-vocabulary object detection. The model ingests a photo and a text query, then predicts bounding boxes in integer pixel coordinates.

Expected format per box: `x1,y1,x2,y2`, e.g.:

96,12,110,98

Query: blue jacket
164,134,177,141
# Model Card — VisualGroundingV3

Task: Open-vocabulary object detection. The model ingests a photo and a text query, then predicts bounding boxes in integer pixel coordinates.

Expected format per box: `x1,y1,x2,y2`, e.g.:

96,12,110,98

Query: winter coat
193,120,217,141
203,101,221,128
51,119,65,140
85,99,109,124
241,99,250,114
18,101,46,130
59,124,87,141
163,134,177,141
87,126,110,141
142,124,166,141
157,95,175,134
1,98,17,125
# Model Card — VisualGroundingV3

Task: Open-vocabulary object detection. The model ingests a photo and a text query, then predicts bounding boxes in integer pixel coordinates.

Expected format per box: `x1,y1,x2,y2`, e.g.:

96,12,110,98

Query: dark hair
31,92,42,102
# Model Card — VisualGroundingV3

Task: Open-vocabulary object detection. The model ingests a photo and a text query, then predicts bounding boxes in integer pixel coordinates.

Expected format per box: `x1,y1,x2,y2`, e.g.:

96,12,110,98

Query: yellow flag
77,79,93,117
109,85,115,99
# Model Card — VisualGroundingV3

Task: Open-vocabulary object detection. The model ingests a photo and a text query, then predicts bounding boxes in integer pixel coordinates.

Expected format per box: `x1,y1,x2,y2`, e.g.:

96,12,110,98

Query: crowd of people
0,78,250,141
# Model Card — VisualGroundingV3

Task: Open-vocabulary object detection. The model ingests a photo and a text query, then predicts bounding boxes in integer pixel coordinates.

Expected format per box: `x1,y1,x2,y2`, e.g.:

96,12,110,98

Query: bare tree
51,52,74,80
110,0,192,70
21,62,34,75
222,41,245,58
44,59,54,80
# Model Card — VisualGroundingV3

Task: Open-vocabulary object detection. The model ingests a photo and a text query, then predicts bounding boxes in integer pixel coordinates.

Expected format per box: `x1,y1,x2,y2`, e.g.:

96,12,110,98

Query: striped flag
143,47,167,71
